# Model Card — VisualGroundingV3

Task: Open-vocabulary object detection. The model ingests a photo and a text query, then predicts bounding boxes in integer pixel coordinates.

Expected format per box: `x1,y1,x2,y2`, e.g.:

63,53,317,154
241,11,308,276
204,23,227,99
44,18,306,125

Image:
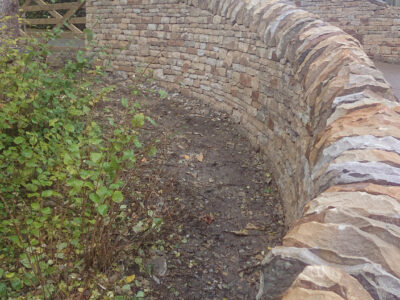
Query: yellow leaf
184,155,190,160
125,274,136,283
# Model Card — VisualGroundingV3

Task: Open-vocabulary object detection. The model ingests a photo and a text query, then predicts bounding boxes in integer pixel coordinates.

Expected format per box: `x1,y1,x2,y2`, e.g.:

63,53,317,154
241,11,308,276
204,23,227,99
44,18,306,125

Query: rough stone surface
293,0,400,63
258,247,400,300
281,265,373,300
86,0,400,298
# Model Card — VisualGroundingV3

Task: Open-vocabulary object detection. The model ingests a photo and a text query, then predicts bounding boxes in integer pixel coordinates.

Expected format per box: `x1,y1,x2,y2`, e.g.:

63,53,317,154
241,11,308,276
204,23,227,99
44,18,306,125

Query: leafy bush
0,22,159,299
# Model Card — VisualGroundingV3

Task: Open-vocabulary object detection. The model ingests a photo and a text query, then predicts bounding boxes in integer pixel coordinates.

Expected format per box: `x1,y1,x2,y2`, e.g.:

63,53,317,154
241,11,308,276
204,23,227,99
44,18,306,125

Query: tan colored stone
326,184,400,202
311,148,400,183
304,191,400,216
283,287,345,300
239,73,252,87
284,221,400,278
307,207,400,247
327,97,397,125
294,0,400,63
283,265,373,300
310,104,400,166
331,149,400,167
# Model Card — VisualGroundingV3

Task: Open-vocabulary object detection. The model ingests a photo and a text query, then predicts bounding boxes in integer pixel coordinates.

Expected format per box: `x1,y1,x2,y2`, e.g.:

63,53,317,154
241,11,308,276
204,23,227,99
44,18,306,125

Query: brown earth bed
94,80,285,300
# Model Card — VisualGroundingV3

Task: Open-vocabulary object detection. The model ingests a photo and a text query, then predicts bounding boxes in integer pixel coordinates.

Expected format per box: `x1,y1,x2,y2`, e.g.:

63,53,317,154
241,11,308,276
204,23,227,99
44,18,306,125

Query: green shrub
0,22,158,299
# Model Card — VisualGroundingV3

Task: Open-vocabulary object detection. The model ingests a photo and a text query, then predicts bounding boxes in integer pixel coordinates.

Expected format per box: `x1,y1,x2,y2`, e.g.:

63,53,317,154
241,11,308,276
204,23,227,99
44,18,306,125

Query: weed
0,20,159,299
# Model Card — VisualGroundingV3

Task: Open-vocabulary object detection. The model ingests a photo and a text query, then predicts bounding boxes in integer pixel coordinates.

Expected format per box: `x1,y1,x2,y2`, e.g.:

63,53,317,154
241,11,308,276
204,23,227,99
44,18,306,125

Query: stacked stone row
293,0,400,63
86,0,400,298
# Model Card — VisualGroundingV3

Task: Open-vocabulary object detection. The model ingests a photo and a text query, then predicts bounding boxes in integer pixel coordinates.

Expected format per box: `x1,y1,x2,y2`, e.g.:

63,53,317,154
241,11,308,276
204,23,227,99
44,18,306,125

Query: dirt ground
100,81,285,300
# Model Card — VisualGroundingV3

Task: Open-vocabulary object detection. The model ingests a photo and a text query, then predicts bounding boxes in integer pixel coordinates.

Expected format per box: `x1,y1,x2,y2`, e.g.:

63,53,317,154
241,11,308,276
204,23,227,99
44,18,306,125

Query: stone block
282,265,373,300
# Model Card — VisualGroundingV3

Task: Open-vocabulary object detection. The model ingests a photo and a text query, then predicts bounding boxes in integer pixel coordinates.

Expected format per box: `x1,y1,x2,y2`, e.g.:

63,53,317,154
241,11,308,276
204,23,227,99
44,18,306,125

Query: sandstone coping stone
293,0,400,63
281,265,374,300
257,247,400,300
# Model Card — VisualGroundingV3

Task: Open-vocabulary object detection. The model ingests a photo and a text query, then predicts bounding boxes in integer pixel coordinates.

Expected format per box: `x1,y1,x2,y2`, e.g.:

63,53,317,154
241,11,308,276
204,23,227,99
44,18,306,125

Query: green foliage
0,22,160,299
158,90,168,99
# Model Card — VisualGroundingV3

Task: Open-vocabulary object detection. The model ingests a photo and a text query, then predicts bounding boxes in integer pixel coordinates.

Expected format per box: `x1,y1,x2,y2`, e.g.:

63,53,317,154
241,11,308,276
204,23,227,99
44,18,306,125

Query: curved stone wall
293,0,400,63
87,0,400,298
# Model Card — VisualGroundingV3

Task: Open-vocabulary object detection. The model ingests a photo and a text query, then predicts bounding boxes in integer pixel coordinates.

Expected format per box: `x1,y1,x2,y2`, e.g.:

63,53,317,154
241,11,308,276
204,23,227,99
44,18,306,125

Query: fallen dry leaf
229,229,249,236
184,155,190,160
245,223,262,230
255,254,264,260
201,213,215,225
196,153,204,162
125,274,136,283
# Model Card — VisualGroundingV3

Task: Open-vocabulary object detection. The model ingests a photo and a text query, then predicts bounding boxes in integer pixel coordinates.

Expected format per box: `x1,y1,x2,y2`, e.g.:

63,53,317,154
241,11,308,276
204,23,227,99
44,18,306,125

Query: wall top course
293,0,400,63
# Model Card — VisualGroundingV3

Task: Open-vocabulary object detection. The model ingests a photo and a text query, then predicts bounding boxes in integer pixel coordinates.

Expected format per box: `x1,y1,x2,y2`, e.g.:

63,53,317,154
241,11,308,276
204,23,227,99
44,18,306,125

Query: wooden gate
20,0,86,39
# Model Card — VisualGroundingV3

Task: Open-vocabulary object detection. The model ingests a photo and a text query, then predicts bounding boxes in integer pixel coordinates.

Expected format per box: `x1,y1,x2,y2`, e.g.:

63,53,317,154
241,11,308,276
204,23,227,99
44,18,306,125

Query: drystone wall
293,0,400,63
86,0,400,299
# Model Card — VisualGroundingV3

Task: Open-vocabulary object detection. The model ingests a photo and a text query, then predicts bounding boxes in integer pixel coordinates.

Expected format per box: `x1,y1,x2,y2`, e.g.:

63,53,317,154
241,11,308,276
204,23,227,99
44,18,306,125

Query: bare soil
100,81,285,300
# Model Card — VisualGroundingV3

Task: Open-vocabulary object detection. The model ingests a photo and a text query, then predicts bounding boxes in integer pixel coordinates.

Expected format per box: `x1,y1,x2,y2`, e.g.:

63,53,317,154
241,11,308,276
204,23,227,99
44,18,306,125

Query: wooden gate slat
27,17,86,25
23,3,81,12
20,0,34,10
54,0,85,33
